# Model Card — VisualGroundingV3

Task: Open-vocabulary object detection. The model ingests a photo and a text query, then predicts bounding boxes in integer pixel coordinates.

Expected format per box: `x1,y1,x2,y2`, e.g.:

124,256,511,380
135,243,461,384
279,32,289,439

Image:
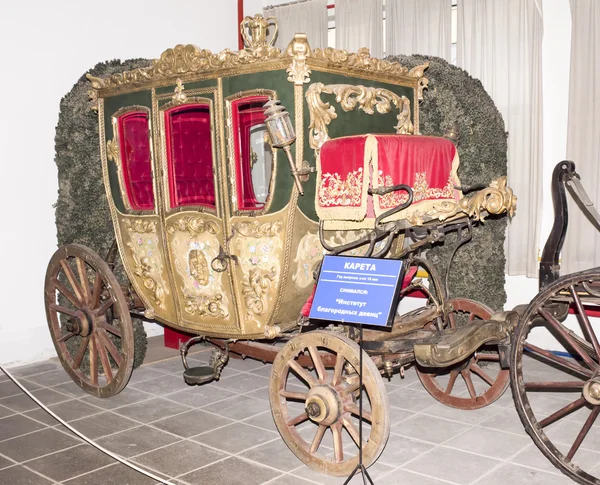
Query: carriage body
89,23,441,340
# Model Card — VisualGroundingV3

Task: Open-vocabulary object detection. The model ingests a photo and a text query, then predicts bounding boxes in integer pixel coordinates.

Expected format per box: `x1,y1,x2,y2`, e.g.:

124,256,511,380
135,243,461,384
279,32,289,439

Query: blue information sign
309,255,404,327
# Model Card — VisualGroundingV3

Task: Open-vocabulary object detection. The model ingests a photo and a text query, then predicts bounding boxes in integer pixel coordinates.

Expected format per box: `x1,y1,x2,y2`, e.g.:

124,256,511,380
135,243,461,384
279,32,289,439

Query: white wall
0,0,575,367
0,0,243,367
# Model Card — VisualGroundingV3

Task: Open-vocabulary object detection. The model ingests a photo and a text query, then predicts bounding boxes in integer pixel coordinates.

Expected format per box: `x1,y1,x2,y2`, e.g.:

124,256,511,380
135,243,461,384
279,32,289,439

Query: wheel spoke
58,332,76,343
566,406,600,461
52,278,81,307
76,257,91,304
96,319,122,338
470,363,495,386
91,273,102,309
89,337,98,386
538,307,598,369
461,370,477,398
288,360,317,388
569,286,600,361
286,412,309,427
524,381,584,391
96,328,122,367
49,304,76,317
524,343,593,378
445,370,459,394
96,297,115,317
95,335,114,383
308,346,328,383
310,424,327,454
73,336,90,370
279,389,308,400
332,422,344,463
340,378,360,397
345,402,372,423
342,414,365,448
60,260,85,303
332,352,345,386
539,396,587,428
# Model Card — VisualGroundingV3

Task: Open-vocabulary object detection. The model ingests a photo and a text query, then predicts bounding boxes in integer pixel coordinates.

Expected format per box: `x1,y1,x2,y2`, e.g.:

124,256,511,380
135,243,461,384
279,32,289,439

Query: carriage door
225,90,286,336
158,94,238,334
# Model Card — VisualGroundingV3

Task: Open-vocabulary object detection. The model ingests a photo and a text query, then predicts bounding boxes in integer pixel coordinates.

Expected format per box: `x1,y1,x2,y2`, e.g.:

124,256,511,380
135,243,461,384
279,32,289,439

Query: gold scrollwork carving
313,47,410,77
166,217,219,237
123,218,157,233
184,294,229,318
232,220,283,238
125,242,166,310
458,176,517,221
242,267,277,315
188,249,209,286
306,83,413,150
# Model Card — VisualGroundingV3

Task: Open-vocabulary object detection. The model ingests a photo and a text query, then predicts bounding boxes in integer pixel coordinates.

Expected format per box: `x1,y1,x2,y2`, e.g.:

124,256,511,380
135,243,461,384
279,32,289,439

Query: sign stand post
343,322,373,485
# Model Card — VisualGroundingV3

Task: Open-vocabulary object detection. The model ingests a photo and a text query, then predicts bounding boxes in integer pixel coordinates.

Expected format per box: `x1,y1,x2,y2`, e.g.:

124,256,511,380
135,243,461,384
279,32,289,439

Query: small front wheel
269,331,390,477
44,244,134,398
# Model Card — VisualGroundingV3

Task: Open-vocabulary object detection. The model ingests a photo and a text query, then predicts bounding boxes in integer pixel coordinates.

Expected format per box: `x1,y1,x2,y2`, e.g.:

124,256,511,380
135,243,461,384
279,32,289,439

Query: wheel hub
583,378,600,405
70,309,93,337
305,385,342,426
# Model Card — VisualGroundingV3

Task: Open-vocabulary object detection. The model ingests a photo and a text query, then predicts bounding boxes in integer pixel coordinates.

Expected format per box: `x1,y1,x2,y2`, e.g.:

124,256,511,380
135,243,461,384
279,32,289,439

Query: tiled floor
0,339,592,484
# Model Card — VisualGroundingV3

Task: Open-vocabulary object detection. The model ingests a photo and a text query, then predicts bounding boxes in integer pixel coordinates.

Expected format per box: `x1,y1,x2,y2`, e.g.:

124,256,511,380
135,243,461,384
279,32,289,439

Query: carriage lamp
263,100,304,195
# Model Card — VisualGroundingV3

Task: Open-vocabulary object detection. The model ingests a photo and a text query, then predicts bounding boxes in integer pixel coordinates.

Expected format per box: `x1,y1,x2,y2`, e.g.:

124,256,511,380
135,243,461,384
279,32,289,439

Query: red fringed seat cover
316,134,461,227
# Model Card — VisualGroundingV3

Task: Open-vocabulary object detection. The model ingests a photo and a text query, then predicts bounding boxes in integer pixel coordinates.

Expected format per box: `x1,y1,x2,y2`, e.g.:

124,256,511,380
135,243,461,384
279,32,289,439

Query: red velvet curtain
118,111,154,211
164,104,215,208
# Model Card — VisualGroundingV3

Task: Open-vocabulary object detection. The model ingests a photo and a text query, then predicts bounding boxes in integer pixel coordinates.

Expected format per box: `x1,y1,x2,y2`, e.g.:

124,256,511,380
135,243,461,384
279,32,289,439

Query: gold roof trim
86,14,428,94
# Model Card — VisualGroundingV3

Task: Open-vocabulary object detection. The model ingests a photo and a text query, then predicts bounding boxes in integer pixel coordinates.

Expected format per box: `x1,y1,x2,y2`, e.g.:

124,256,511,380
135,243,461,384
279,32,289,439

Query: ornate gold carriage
44,14,519,477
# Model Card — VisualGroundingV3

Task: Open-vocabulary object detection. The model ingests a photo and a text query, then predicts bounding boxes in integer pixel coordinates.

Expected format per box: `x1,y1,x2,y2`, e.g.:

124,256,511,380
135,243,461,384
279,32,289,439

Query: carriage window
164,104,215,209
117,111,154,211
231,96,274,210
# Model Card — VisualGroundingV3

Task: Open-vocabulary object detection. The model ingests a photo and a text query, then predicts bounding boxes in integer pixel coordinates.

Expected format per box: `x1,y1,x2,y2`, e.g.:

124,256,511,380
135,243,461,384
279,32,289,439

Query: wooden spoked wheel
269,331,390,477
417,298,510,410
511,270,600,485
44,244,134,398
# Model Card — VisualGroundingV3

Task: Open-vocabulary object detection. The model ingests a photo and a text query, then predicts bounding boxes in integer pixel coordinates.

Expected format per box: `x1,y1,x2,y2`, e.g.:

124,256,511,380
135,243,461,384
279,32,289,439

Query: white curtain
386,0,452,60
263,0,328,50
561,0,600,274
335,0,383,57
457,0,544,277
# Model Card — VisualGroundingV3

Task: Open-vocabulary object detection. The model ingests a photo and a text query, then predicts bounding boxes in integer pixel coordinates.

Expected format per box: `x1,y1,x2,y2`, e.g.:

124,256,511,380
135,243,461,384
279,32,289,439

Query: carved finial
172,78,187,105
86,74,105,111
240,14,278,50
285,33,312,85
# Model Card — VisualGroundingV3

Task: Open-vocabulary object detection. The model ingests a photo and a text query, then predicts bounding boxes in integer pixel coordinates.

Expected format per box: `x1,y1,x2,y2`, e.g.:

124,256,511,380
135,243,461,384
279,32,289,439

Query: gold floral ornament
458,176,517,221
286,33,312,85
242,267,277,316
306,83,413,150
318,168,364,208
166,217,219,237
123,218,157,233
106,138,120,163
232,220,283,238
188,250,209,286
184,294,228,318
125,241,166,310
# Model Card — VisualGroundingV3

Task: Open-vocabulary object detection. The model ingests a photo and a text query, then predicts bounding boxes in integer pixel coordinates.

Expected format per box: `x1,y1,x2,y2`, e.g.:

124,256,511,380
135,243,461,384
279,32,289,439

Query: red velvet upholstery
231,96,269,210
164,104,215,208
117,111,154,211
317,134,460,222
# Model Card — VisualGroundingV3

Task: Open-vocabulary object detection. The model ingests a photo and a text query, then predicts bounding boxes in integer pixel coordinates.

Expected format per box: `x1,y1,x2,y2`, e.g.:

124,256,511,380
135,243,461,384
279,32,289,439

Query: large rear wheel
511,270,600,485
44,244,134,397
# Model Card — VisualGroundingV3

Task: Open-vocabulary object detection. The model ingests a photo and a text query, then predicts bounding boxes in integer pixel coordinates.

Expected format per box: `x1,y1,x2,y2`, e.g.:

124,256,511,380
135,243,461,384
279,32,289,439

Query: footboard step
183,366,217,385
414,311,518,368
